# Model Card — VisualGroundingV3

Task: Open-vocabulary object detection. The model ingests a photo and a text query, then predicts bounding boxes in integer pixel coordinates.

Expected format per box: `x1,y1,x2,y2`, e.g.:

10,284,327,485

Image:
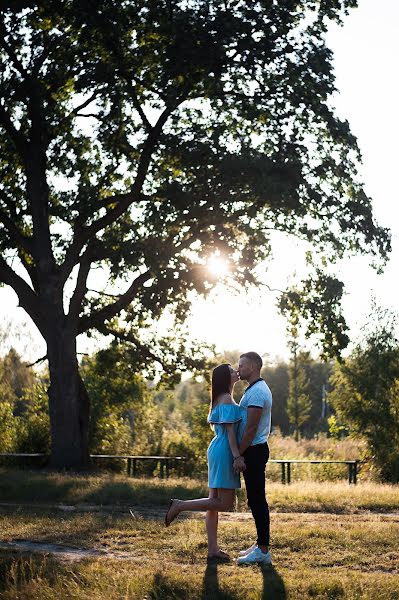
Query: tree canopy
0,0,391,466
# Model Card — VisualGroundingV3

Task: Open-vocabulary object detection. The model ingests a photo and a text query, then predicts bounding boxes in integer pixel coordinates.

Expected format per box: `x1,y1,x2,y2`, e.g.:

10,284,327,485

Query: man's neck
247,373,261,386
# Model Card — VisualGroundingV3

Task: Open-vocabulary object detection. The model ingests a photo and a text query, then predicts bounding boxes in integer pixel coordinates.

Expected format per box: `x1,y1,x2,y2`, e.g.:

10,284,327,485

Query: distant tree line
1,306,398,482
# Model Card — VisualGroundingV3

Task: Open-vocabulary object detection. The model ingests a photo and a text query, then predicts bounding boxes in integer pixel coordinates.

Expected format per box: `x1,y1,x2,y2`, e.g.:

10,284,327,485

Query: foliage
287,350,312,440
14,382,51,454
262,361,290,433
0,348,36,405
81,344,167,459
0,347,45,453
329,306,399,482
0,401,16,451
161,429,200,476
327,414,349,439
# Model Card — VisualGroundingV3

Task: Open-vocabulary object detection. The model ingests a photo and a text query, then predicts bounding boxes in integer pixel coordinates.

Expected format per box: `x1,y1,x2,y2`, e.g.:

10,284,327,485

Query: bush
14,383,51,454
0,401,17,451
161,430,204,477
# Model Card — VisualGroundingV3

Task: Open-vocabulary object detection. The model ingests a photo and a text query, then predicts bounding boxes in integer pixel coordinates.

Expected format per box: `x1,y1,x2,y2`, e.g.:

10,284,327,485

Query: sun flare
207,255,229,278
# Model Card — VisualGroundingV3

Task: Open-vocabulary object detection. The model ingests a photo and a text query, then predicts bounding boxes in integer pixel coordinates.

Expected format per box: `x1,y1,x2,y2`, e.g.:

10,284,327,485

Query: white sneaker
238,542,257,557
237,546,272,566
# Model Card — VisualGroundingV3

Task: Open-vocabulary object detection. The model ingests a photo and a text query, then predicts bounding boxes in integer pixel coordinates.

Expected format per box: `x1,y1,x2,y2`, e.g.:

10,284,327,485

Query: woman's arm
226,423,241,460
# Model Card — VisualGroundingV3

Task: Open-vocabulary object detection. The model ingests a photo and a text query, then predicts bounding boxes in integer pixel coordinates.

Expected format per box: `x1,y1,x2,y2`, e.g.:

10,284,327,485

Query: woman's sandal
165,499,179,527
206,550,231,563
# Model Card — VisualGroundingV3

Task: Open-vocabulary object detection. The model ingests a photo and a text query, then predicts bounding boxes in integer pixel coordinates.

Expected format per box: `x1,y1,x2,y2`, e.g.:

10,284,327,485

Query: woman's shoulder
208,398,242,424
216,393,234,406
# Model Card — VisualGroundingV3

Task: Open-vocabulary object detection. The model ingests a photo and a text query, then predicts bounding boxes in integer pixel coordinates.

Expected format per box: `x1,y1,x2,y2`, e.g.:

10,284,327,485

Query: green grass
0,509,398,599
0,469,398,513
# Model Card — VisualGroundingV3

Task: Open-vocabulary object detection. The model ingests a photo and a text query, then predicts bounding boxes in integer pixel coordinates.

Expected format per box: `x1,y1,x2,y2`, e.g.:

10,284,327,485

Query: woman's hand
233,456,246,473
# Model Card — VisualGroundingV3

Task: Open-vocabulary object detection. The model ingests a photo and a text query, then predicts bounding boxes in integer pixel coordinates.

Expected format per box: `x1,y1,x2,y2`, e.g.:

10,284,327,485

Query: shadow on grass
260,564,287,600
150,572,192,599
0,470,78,503
201,563,286,600
84,480,209,507
201,563,239,599
0,469,209,507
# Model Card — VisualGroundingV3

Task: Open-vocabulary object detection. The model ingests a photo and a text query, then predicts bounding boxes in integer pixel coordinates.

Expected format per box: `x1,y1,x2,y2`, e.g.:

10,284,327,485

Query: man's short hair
240,352,263,370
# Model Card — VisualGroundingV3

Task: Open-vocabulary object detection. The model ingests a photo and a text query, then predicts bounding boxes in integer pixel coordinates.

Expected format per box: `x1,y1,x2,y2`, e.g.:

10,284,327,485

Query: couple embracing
165,351,272,566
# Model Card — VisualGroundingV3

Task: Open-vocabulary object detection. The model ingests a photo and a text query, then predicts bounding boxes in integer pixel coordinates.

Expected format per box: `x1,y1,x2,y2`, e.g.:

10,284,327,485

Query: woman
164,363,243,562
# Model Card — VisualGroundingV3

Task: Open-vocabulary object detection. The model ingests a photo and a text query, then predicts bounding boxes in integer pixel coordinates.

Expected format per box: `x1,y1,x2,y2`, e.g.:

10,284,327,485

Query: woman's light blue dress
207,403,242,489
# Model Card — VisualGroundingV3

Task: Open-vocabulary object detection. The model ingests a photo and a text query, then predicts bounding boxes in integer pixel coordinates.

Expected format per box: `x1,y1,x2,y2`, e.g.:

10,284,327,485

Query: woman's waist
208,433,233,449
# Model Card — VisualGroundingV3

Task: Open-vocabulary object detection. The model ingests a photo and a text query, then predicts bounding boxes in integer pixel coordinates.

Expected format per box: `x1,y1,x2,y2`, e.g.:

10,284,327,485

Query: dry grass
0,508,398,599
0,469,398,598
1,469,398,514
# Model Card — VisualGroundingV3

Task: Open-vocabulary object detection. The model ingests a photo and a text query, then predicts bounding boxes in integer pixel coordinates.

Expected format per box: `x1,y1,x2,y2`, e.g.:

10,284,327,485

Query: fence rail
269,459,359,485
0,453,360,484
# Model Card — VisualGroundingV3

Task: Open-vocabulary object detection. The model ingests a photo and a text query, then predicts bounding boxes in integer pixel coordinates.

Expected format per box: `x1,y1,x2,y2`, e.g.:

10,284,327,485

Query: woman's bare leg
206,489,219,555
178,488,235,512
166,489,235,526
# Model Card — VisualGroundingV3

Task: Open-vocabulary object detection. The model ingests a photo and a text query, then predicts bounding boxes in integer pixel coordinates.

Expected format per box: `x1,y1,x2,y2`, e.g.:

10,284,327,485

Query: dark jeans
242,442,270,547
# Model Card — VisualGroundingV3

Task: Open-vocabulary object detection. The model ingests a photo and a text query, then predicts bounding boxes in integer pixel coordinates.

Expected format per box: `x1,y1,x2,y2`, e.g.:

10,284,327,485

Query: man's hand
233,456,246,473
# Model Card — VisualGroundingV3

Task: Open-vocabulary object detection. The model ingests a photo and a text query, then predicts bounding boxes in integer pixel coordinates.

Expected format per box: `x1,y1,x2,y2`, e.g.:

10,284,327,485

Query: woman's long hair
210,363,231,414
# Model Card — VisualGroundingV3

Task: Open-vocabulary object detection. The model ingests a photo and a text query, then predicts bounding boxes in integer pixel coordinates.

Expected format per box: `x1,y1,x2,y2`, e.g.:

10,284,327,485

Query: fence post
160,459,164,479
127,458,132,477
133,458,137,477
287,462,291,484
353,461,358,485
281,462,286,484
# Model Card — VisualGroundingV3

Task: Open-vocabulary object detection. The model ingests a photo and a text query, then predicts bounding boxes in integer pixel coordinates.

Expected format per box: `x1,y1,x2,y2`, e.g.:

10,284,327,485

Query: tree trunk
47,323,90,469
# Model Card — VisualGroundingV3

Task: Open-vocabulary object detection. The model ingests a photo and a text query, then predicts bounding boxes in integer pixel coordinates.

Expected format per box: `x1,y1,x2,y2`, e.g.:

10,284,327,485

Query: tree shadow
260,564,287,600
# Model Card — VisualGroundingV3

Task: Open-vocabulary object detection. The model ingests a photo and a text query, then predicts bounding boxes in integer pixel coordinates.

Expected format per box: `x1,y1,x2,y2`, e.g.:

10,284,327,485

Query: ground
0,470,398,599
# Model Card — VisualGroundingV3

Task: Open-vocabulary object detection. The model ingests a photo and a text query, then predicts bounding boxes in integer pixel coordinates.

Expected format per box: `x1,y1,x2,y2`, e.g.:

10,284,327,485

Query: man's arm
238,407,262,455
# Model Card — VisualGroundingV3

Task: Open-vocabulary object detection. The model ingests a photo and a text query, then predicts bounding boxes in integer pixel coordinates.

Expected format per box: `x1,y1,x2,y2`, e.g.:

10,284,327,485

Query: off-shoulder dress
207,403,243,489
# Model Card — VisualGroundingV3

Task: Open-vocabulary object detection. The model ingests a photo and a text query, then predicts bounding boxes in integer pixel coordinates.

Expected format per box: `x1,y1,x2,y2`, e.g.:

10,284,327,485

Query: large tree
0,1,390,467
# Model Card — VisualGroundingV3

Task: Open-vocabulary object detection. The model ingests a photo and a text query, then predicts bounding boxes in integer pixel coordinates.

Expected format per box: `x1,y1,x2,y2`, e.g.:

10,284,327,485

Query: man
234,351,272,565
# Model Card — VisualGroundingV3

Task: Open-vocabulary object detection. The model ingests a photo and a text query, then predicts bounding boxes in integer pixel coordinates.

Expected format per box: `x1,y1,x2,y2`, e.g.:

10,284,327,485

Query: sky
1,0,399,365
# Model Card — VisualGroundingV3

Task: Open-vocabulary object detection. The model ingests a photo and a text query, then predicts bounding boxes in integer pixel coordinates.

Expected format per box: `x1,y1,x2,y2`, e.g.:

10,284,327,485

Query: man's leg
242,443,270,551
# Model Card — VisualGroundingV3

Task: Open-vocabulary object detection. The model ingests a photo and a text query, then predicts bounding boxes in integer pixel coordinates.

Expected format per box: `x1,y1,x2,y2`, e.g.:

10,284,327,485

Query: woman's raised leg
165,488,235,527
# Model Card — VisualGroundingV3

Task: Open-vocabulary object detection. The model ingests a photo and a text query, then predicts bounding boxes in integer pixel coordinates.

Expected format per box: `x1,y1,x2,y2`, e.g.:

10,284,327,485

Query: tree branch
78,270,152,334
96,323,166,368
0,101,27,159
87,288,121,298
59,102,179,286
0,24,30,78
0,205,33,254
75,112,100,118
67,244,95,325
0,256,45,336
123,79,152,132
26,354,48,368
68,92,99,118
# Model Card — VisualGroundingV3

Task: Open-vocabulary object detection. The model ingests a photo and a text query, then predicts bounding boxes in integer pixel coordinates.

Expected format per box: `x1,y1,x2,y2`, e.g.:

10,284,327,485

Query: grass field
0,470,398,599
1,469,398,513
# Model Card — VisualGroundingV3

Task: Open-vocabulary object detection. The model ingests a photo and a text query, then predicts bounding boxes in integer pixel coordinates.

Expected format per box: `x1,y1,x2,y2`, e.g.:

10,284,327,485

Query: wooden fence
0,453,360,484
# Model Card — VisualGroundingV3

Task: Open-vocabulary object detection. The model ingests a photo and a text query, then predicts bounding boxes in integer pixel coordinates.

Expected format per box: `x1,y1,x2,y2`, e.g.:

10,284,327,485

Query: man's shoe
237,547,272,566
238,542,257,557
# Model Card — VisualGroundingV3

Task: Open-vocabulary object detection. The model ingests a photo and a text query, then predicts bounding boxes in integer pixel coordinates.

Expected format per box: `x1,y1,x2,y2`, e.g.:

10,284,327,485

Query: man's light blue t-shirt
238,379,272,445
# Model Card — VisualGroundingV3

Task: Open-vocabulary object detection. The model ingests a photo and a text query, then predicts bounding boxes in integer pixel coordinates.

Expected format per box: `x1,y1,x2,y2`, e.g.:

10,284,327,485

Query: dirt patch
0,540,109,562
0,502,398,521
